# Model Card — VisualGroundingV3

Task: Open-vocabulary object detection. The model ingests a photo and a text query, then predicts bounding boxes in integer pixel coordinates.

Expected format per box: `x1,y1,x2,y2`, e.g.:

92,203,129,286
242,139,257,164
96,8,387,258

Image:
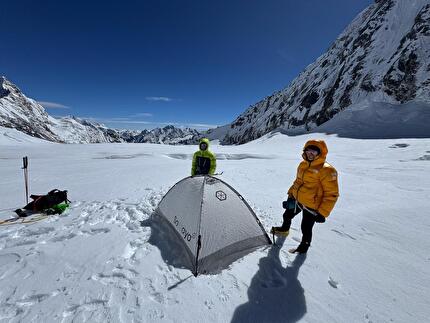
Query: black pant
282,205,316,244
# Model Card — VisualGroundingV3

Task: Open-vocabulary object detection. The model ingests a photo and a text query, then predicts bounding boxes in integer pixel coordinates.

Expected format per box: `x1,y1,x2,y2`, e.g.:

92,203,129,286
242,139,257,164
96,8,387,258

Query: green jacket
191,138,216,176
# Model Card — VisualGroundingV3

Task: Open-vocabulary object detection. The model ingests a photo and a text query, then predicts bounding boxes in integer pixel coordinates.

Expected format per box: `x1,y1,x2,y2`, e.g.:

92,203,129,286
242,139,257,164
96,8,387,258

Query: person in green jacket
191,138,216,176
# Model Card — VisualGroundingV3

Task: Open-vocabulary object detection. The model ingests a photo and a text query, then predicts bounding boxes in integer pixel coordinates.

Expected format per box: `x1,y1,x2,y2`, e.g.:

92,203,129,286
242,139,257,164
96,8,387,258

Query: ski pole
22,156,29,204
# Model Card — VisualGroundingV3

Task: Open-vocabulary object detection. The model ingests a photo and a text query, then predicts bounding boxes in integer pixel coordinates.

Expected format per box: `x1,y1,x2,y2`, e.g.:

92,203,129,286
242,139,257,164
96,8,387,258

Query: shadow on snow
231,236,307,323
140,214,192,271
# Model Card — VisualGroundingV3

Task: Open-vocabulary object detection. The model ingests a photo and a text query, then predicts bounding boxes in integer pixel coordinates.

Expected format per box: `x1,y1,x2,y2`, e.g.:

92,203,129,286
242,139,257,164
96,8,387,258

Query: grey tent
156,175,272,276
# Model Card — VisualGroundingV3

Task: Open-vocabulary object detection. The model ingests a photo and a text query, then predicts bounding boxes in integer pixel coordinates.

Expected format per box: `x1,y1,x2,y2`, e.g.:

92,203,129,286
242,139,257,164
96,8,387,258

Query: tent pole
194,235,202,277
22,156,29,205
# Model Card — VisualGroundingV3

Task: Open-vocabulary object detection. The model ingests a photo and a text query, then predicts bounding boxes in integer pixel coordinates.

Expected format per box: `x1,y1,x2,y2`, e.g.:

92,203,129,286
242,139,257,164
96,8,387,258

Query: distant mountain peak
0,77,11,98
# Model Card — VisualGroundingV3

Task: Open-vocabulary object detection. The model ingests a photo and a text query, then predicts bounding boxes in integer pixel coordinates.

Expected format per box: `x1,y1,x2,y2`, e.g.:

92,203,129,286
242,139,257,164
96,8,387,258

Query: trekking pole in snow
22,156,29,204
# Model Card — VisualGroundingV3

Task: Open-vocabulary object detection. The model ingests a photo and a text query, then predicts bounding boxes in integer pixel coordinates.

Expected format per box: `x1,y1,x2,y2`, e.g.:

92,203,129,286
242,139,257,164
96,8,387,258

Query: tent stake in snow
22,156,29,204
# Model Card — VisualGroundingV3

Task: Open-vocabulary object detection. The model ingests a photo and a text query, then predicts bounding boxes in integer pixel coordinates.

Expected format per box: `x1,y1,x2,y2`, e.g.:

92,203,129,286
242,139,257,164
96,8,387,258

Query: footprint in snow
218,291,230,302
0,253,24,279
364,313,374,323
204,299,215,309
113,265,139,278
292,236,301,243
6,240,37,248
63,299,109,318
146,308,165,320
91,272,135,289
331,229,357,240
21,226,55,238
0,304,22,320
123,238,147,262
80,228,110,236
15,293,51,307
50,232,77,242
328,276,339,289
0,253,21,265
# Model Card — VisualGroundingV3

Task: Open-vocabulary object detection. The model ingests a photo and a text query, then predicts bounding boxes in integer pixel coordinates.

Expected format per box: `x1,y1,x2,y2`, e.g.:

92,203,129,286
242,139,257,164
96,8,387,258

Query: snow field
0,132,429,322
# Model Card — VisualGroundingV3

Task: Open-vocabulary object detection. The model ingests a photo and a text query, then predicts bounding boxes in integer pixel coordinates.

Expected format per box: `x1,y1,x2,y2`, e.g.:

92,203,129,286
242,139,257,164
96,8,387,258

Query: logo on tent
215,190,227,201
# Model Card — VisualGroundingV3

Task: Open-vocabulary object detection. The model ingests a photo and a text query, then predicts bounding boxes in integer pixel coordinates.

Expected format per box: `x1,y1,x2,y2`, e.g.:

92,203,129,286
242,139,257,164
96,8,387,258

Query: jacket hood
302,140,328,163
199,138,210,149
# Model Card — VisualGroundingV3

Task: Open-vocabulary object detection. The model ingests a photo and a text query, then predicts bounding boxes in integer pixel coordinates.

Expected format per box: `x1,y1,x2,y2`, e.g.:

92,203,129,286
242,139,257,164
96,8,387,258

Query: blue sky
1,0,372,130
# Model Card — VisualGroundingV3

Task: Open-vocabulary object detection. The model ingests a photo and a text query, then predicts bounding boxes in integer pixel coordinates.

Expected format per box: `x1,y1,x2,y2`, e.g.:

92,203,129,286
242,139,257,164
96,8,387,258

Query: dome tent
156,175,272,276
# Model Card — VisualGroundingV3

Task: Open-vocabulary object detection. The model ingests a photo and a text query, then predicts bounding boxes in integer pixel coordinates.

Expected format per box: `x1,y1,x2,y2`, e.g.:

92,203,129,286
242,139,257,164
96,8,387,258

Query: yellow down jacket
288,140,339,217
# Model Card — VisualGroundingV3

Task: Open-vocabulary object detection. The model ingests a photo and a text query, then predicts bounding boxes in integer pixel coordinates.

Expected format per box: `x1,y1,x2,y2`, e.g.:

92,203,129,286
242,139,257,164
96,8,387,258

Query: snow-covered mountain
0,76,61,142
218,0,430,144
54,116,125,144
0,76,202,144
0,77,124,143
130,125,201,145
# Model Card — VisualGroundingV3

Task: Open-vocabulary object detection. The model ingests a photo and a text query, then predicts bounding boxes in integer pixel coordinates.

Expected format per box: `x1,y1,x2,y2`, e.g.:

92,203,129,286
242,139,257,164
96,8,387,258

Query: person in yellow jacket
272,139,339,253
191,138,216,176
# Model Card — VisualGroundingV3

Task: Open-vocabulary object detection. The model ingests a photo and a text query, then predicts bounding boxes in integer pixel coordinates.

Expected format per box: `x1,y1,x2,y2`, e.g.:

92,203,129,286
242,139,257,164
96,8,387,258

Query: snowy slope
0,134,429,322
0,126,52,146
292,100,430,139
218,0,430,144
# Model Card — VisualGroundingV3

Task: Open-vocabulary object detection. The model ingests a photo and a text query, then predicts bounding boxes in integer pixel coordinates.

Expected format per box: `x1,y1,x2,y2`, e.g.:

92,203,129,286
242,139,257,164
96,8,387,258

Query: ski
0,208,61,226
0,213,50,226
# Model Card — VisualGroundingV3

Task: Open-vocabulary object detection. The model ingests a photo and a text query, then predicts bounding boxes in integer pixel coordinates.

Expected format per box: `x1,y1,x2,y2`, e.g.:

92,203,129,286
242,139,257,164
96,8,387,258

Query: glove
282,197,296,210
315,213,326,223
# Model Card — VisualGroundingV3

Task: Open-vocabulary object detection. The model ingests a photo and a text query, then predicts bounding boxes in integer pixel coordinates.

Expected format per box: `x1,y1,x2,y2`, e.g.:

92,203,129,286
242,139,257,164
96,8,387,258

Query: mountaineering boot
293,241,310,254
270,226,290,237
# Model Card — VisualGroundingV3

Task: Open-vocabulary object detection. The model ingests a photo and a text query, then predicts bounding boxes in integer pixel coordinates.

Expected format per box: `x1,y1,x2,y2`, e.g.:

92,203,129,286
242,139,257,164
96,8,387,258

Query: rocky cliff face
219,0,430,144
0,77,61,142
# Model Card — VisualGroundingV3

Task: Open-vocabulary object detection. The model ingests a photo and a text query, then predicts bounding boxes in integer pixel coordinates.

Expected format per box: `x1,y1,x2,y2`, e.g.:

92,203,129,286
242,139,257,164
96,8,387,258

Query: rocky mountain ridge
0,76,201,144
217,0,430,144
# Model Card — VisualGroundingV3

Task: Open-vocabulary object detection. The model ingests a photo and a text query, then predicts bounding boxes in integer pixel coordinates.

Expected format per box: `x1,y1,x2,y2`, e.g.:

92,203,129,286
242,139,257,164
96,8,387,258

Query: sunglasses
304,148,319,154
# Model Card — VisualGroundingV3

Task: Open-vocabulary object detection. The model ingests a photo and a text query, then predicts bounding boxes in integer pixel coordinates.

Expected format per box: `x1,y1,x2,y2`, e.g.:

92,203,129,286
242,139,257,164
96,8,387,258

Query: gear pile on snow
15,189,70,217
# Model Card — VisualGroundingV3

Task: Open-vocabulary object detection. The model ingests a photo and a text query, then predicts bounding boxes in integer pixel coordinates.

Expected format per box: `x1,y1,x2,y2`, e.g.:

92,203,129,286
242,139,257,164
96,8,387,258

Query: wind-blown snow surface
0,133,429,322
